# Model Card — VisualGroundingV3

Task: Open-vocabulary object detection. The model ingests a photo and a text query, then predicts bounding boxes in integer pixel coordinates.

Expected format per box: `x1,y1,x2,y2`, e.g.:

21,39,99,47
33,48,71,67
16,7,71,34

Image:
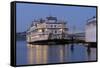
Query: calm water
16,40,97,65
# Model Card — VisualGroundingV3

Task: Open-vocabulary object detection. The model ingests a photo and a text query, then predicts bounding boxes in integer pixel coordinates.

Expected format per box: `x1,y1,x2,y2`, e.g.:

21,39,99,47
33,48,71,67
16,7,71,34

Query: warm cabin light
31,35,39,38
45,29,47,31
35,35,39,37
59,28,63,31
38,29,42,32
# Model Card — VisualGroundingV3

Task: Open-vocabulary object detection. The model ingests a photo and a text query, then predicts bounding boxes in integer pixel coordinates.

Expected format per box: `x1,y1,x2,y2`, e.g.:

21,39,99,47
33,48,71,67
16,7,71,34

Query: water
16,40,97,65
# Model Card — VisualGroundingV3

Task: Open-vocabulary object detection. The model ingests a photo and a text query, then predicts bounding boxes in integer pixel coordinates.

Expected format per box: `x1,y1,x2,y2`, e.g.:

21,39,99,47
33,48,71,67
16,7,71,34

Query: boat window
54,25,56,27
51,25,53,28
55,30,57,33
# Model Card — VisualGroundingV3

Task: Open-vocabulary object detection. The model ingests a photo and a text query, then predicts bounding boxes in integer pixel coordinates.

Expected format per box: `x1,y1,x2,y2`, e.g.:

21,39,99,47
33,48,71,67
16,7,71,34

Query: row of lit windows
46,24,64,28
34,23,64,28
49,25,56,28
28,29,64,34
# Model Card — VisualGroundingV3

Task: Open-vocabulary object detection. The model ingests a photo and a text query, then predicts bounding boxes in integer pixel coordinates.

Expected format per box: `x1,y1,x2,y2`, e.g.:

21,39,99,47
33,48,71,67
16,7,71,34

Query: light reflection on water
16,41,97,65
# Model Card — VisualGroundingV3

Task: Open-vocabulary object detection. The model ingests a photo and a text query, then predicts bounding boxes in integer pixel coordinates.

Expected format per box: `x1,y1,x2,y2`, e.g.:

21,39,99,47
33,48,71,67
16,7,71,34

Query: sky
16,3,96,33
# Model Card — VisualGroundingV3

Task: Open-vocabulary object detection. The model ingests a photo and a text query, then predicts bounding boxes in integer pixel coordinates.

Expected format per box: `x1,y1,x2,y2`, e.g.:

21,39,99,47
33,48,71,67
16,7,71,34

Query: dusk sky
16,3,96,33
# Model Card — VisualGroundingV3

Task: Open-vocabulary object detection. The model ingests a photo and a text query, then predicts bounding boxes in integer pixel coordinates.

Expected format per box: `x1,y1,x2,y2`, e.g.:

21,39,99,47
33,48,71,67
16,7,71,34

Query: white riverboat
27,16,68,43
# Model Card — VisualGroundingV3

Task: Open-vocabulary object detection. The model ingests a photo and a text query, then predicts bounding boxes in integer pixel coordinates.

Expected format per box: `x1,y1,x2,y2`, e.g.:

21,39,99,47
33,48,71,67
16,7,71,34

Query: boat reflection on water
27,44,66,64
27,44,48,64
26,43,97,65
